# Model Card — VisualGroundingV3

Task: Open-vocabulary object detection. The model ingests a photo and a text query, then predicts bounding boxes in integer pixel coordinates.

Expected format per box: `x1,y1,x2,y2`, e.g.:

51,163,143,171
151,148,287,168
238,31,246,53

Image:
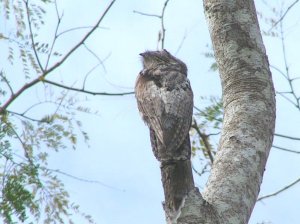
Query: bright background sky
2,0,300,223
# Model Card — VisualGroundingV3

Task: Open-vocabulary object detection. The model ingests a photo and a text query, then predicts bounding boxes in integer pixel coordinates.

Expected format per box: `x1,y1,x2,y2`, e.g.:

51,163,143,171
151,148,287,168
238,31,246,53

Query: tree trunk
167,0,276,223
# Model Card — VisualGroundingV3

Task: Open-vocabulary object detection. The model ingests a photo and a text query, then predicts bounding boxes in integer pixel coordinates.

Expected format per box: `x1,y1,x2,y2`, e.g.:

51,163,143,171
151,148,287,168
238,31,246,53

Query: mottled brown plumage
135,50,193,162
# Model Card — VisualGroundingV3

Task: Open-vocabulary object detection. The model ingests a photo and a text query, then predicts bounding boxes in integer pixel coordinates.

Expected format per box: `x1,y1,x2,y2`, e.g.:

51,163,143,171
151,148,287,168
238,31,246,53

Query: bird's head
140,49,187,74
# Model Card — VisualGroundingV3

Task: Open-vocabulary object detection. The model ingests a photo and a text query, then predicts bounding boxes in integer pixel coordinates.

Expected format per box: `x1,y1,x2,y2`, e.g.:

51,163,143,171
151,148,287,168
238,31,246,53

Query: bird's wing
136,76,193,151
159,80,193,151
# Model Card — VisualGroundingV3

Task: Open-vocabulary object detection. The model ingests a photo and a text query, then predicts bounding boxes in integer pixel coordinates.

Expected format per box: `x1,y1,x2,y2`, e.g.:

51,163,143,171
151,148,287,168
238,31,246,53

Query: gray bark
171,0,276,223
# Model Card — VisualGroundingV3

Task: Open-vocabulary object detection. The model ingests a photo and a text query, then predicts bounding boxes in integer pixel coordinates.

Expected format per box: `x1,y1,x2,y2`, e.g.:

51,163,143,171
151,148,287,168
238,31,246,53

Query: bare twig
56,26,109,39
160,0,170,49
133,0,170,49
175,31,187,55
133,10,161,18
207,132,221,137
273,145,300,154
47,168,125,191
270,65,288,79
82,64,101,89
82,52,111,89
192,163,209,177
257,177,300,201
276,91,299,108
275,133,300,141
8,110,46,123
191,119,214,163
45,0,62,70
276,8,300,108
20,101,50,115
268,0,299,32
43,79,134,96
83,43,107,73
45,0,116,76
53,86,70,115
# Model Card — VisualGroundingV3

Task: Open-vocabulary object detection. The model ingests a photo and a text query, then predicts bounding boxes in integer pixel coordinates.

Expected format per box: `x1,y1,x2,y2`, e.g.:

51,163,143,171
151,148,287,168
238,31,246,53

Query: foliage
0,0,101,223
191,96,223,173
0,103,93,223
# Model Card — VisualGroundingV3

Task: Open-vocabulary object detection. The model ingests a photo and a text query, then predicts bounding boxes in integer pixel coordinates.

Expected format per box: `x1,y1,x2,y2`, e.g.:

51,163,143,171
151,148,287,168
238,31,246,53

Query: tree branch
275,133,300,141
83,43,107,73
45,0,62,70
0,0,116,113
56,26,108,39
132,10,161,18
0,71,14,95
268,0,299,32
43,79,134,96
45,0,116,75
191,119,214,164
24,0,44,72
160,0,170,49
47,168,125,191
133,0,170,50
272,145,300,154
278,11,300,108
257,177,300,201
8,110,46,123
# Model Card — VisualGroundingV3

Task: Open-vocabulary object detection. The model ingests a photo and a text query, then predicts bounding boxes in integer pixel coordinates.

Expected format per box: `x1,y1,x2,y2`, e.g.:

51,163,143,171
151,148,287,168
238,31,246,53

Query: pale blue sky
2,0,300,223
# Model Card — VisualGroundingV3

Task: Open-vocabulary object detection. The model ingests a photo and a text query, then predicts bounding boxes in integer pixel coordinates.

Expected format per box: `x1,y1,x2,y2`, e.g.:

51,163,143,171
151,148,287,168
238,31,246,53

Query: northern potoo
135,50,193,163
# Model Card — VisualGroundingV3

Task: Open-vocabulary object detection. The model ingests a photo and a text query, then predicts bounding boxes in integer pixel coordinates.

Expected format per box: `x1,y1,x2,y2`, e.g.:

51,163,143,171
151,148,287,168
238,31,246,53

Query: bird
135,49,193,162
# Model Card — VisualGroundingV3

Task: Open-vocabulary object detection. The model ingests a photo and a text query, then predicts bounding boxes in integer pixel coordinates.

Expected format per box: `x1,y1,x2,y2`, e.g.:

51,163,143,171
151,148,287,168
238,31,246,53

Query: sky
2,0,300,223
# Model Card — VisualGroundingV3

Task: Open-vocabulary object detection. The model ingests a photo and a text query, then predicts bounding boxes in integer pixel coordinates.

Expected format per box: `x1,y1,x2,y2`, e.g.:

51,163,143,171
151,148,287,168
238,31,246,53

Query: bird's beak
139,52,146,57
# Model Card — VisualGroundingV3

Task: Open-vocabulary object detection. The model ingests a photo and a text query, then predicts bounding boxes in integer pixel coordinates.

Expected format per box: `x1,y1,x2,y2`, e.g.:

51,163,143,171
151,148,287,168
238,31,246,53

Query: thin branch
191,119,214,163
133,0,170,50
270,64,288,79
24,0,44,72
47,168,125,191
268,0,299,32
45,0,116,76
276,91,299,108
133,10,161,18
193,105,202,113
160,0,170,49
0,78,43,113
192,163,209,177
0,71,14,95
43,79,134,96
5,121,35,165
275,133,300,141
278,11,300,108
53,85,70,115
83,43,107,73
272,145,300,154
257,177,300,201
57,25,110,39
82,53,111,90
175,31,187,55
277,91,293,94
82,64,101,89
8,110,46,123
21,101,49,115
45,0,62,70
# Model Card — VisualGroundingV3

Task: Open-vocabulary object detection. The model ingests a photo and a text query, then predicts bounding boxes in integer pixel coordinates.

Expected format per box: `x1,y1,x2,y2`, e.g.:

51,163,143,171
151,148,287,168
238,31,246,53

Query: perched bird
135,50,193,162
